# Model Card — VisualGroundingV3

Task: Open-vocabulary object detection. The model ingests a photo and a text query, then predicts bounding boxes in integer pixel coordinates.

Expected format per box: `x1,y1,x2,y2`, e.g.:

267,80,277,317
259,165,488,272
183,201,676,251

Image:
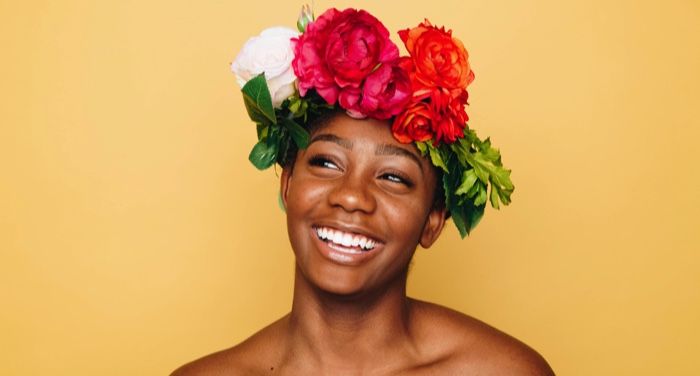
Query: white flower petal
231,26,300,107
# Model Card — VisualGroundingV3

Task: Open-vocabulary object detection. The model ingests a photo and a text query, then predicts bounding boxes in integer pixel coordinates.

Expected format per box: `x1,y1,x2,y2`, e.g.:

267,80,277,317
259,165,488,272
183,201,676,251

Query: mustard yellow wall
1,0,698,375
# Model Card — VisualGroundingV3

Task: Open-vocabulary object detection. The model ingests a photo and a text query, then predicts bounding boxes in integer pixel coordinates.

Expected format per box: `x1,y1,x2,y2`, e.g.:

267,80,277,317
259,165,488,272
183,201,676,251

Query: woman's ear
420,206,447,248
280,167,292,210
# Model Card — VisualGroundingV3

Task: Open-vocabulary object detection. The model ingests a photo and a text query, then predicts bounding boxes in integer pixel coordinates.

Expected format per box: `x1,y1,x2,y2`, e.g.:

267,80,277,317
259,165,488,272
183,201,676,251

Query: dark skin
172,114,554,375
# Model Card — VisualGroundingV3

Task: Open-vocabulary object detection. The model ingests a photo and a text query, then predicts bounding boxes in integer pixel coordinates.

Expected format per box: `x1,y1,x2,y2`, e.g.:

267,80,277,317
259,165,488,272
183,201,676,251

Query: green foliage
286,94,309,119
415,141,428,155
242,74,276,125
241,74,312,170
439,128,514,238
249,137,277,170
282,118,310,149
427,143,449,173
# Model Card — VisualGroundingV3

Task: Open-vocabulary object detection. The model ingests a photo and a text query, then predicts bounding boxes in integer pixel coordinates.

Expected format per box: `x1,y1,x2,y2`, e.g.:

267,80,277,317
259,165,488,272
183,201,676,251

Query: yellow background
2,0,699,374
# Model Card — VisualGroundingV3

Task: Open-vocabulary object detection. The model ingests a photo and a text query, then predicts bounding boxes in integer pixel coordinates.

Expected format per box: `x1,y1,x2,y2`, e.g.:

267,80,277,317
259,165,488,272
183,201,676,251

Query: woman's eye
380,173,414,187
309,156,339,170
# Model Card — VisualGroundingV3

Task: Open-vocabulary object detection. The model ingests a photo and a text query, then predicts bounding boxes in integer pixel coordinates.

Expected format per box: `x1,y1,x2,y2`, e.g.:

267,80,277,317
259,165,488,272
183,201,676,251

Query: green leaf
457,130,515,209
248,139,277,170
451,208,469,238
482,143,501,162
448,196,485,239
286,93,310,119
489,185,500,209
437,128,515,237
498,184,512,205
466,179,480,198
415,141,428,156
288,97,302,114
427,144,449,172
473,183,488,206
462,148,492,185
276,127,291,166
282,118,310,149
489,167,514,207
443,170,473,238
467,203,485,231
242,73,276,125
455,169,478,196
449,140,470,169
256,123,269,140
491,167,514,190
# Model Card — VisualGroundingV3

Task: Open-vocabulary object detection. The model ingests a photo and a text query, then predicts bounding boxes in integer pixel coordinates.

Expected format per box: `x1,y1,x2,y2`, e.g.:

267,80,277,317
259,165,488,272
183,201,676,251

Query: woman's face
281,114,446,296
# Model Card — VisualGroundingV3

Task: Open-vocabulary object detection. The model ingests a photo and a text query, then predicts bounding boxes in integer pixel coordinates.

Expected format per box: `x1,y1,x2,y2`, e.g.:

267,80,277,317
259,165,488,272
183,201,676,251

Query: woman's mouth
313,226,378,253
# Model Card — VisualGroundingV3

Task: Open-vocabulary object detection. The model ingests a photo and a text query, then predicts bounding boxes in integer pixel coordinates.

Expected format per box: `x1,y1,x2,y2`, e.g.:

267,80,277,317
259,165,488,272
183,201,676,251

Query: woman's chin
293,263,373,298
310,271,371,297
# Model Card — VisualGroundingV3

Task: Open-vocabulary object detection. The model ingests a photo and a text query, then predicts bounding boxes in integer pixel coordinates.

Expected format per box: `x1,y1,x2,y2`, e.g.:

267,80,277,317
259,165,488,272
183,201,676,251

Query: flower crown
231,5,514,238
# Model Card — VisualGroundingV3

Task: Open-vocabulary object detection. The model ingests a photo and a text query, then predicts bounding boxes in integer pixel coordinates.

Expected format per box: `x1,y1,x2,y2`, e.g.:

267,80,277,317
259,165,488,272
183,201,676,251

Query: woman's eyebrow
375,144,424,173
308,134,354,149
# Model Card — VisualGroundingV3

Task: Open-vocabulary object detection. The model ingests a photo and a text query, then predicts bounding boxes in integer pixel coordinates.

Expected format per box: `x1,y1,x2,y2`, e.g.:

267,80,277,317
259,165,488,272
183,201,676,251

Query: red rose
431,88,469,144
399,20,474,94
292,8,399,106
392,101,435,144
392,89,469,145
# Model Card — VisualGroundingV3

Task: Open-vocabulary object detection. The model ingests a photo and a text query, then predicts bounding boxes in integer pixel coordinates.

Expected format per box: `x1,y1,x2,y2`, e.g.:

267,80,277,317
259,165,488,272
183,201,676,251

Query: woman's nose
327,171,377,214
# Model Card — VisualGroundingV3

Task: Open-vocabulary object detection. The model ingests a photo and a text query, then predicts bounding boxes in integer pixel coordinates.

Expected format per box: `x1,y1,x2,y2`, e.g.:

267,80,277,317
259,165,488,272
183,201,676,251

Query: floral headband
231,5,514,238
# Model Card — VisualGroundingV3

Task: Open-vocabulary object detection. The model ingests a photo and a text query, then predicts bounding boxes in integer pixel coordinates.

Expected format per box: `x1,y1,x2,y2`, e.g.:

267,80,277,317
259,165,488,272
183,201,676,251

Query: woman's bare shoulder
170,316,288,376
410,299,555,375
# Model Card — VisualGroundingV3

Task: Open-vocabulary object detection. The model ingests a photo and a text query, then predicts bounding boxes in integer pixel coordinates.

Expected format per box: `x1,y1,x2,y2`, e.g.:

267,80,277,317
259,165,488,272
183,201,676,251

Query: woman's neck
285,267,417,371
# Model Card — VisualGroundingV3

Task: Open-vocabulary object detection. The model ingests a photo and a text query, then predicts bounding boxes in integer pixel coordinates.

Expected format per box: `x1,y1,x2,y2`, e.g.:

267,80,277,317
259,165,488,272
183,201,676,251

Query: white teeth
314,226,377,251
341,233,352,247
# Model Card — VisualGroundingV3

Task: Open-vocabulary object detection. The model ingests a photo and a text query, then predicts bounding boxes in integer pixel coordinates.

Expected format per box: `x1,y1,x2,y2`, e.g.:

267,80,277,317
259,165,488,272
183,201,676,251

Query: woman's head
280,112,447,296
233,6,513,240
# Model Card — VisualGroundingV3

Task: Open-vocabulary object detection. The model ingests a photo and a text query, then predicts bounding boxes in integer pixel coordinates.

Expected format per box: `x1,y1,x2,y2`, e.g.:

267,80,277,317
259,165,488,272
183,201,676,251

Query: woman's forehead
313,114,419,154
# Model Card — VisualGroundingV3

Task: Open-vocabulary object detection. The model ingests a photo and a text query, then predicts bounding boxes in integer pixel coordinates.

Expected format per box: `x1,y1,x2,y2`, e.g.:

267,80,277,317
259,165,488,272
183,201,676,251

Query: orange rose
392,101,435,144
398,20,475,93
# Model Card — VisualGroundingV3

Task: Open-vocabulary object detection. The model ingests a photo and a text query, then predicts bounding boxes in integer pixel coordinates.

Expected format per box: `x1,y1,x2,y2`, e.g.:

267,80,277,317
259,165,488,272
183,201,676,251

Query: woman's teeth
314,227,376,251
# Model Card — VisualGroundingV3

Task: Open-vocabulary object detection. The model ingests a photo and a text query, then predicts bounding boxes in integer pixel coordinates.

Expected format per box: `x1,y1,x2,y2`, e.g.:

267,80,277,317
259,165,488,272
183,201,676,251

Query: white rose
231,27,299,108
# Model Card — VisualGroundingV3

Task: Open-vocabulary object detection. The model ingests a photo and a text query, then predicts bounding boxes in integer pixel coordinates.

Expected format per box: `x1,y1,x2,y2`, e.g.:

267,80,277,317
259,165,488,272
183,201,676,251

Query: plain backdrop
1,0,699,375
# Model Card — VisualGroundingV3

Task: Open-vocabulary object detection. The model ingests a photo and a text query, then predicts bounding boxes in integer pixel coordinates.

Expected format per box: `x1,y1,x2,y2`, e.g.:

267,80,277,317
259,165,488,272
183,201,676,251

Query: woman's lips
311,226,383,264
314,226,377,251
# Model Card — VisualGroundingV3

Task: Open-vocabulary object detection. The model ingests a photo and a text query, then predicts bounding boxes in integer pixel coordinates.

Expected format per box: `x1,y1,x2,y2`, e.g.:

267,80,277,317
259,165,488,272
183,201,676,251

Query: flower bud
296,4,314,32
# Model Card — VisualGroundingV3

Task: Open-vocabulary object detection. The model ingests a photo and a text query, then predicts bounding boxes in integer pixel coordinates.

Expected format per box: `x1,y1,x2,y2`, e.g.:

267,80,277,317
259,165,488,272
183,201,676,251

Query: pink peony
292,8,399,106
338,62,411,120
358,62,412,119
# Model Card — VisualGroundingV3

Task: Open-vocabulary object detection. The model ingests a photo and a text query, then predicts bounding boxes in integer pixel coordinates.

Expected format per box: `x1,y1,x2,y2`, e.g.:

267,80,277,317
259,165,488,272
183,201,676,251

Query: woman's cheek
289,176,331,209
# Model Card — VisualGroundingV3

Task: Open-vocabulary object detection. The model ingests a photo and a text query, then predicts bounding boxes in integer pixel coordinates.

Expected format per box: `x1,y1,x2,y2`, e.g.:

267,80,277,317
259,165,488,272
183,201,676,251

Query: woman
174,6,554,375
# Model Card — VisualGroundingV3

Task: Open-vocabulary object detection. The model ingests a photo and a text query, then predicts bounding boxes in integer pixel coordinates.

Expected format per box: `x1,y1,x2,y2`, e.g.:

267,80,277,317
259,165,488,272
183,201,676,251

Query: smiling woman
173,114,553,375
172,5,552,375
